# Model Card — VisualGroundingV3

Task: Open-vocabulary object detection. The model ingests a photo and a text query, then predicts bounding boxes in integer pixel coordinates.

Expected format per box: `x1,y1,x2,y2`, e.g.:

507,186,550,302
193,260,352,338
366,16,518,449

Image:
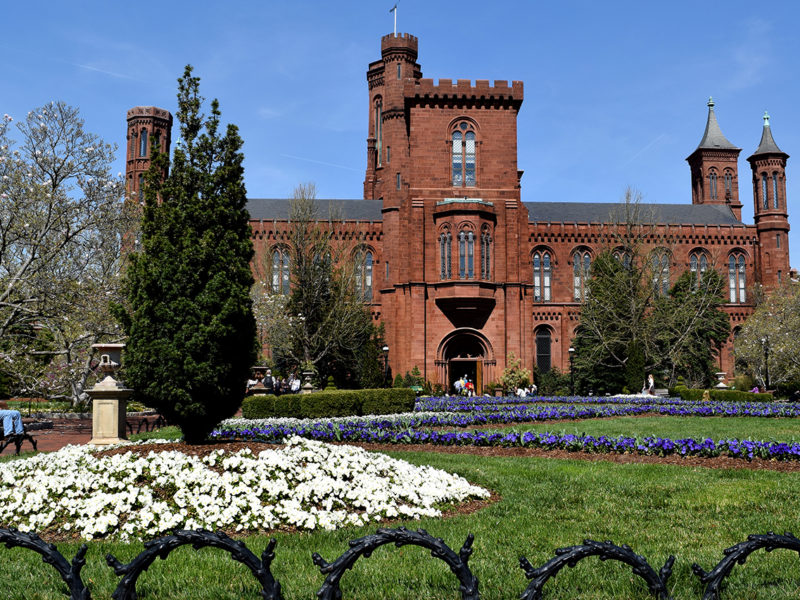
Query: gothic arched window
761,173,768,210
271,247,290,295
724,170,733,198
459,229,475,279
613,249,632,269
773,173,779,209
651,251,670,296
355,250,373,302
137,173,144,203
374,97,383,167
728,252,746,303
532,250,552,302
535,327,552,373
452,122,476,187
689,251,708,287
573,250,591,301
439,231,452,279
139,128,148,158
480,228,492,280
709,170,718,201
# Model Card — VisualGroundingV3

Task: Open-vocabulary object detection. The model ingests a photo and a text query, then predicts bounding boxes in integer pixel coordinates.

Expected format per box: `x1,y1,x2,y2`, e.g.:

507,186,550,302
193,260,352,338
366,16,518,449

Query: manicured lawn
2,448,800,599
453,415,800,442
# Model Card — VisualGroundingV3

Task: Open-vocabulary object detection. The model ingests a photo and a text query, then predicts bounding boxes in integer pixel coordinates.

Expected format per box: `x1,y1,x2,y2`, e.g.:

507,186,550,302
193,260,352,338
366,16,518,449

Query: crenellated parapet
406,78,523,108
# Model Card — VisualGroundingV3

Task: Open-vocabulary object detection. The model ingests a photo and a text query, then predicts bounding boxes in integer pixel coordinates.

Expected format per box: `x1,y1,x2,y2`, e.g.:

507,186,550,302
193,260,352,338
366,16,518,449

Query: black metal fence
0,526,798,599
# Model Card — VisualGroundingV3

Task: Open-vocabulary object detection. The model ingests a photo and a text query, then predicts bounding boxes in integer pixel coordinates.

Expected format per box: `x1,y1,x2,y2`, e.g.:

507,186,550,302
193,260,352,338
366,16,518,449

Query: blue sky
4,1,800,268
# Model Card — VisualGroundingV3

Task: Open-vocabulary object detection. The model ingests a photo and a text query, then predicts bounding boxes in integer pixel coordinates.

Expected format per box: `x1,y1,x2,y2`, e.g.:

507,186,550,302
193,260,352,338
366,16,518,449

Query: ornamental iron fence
0,526,798,599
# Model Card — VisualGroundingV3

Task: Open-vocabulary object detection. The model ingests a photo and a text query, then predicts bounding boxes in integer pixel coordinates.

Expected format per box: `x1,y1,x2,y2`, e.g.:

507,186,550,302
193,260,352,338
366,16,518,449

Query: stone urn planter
87,343,132,446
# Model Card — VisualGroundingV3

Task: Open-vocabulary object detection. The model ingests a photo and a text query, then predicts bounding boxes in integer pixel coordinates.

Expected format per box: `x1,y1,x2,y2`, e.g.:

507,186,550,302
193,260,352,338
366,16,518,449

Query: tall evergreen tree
117,66,256,443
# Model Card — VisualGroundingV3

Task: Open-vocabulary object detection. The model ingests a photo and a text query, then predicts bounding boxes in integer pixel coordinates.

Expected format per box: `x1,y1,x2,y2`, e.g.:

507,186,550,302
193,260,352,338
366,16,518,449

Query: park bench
0,423,38,455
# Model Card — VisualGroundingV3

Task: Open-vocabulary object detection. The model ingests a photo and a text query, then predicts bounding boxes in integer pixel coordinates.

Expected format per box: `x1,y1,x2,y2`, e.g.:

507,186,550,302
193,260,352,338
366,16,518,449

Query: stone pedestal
88,377,132,446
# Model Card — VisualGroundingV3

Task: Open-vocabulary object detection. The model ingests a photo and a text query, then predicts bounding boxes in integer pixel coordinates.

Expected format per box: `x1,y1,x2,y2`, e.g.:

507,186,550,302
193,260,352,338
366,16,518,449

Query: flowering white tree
735,284,800,389
0,103,133,404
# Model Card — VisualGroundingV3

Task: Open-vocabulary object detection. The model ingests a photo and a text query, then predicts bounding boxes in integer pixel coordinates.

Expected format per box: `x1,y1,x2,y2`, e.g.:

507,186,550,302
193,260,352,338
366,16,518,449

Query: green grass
455,415,800,442
2,448,800,599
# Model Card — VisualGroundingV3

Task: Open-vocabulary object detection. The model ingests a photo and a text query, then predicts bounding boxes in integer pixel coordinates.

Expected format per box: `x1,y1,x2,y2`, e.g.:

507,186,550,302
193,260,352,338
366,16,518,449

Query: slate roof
523,202,745,226
247,198,744,226
750,113,787,157
695,98,739,151
246,198,383,221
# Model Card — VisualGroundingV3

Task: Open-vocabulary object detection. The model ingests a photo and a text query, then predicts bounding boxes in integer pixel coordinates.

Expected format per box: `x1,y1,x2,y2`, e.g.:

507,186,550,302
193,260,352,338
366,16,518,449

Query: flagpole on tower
390,3,397,35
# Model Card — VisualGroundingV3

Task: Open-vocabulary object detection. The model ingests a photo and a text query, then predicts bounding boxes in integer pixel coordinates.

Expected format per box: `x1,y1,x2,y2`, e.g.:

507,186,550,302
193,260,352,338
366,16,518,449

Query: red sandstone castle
124,33,791,393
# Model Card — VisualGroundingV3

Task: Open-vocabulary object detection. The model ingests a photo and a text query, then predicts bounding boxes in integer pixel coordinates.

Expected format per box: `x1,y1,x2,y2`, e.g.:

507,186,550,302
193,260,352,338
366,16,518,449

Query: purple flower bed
211,423,800,462
415,395,686,411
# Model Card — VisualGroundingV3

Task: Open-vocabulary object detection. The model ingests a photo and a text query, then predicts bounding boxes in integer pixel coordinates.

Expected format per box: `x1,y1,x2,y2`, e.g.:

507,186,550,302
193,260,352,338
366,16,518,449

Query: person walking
647,373,655,395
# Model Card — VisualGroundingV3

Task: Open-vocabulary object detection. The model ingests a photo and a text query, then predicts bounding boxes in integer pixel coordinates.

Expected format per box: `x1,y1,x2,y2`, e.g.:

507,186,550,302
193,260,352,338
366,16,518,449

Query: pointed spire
751,110,786,156
696,97,739,150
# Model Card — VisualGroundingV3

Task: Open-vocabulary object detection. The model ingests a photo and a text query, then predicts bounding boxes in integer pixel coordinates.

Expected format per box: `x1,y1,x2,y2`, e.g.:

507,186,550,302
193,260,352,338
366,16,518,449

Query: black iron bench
0,424,38,455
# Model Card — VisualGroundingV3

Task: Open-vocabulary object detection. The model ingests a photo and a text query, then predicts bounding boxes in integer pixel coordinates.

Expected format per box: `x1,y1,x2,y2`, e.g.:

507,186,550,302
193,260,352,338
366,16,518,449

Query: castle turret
126,106,173,203
363,33,421,203
686,98,743,220
748,111,790,288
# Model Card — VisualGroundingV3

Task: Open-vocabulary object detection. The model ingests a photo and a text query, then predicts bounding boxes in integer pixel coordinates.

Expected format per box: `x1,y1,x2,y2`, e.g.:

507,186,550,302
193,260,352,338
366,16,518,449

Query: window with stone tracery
532,250,552,302
728,252,746,303
573,250,591,301
271,247,290,295
452,122,476,187
439,230,452,280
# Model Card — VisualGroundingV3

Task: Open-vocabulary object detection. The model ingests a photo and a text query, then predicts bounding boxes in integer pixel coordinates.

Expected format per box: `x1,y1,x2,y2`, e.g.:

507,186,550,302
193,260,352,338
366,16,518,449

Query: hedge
672,386,773,403
241,388,416,419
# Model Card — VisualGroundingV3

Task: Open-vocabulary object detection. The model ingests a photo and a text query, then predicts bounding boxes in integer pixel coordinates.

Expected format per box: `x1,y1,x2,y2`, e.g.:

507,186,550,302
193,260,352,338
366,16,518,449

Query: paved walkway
1,415,164,456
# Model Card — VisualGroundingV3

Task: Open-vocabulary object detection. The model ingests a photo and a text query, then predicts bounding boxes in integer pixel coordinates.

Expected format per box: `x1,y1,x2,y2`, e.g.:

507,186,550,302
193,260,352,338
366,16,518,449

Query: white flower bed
0,437,489,541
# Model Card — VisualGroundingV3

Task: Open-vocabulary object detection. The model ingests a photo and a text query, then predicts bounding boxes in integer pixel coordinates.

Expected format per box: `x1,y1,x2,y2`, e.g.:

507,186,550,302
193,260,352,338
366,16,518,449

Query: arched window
773,173,779,209
138,173,144,203
532,251,552,302
689,251,708,287
535,328,552,373
452,122,476,187
139,128,148,157
153,131,161,153
724,170,733,198
459,229,474,279
374,98,383,167
480,229,492,280
129,130,135,158
761,174,768,210
573,250,591,301
651,251,670,296
728,252,746,303
709,170,718,201
355,250,373,301
613,249,631,269
271,247,290,295
439,231,452,280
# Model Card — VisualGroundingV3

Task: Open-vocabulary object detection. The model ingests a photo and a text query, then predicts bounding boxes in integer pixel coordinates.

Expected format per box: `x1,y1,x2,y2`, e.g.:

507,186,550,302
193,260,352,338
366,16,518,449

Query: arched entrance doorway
436,329,495,395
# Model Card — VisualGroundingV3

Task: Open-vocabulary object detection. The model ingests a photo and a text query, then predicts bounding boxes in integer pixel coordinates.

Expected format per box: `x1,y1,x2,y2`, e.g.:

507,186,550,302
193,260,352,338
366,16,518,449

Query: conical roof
695,97,739,150
750,111,787,157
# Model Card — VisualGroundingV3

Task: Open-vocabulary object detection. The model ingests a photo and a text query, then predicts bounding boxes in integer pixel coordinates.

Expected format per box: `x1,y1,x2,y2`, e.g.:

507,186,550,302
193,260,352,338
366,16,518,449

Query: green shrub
362,388,416,415
239,388,416,419
241,395,277,418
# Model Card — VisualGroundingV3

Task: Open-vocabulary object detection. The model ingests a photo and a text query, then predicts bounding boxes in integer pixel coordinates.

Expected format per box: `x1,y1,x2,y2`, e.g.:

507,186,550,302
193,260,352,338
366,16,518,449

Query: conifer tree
118,66,256,443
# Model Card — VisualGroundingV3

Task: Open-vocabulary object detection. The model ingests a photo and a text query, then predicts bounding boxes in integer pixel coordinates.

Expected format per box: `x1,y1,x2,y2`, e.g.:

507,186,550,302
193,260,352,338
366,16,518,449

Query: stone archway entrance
436,329,495,395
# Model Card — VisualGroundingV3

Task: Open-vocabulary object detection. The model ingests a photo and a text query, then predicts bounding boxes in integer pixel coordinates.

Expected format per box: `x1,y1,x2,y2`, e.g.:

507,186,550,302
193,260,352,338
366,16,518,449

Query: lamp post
382,344,390,387
568,346,575,396
761,337,770,391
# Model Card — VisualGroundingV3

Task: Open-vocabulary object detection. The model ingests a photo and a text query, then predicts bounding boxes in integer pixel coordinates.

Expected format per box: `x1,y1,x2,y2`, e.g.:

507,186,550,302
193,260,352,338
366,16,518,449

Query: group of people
515,384,537,397
453,375,475,396
246,368,302,395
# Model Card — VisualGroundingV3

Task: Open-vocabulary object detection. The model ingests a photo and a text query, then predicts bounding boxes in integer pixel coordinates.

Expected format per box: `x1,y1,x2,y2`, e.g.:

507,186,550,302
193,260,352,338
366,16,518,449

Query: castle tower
747,112,790,288
686,98,743,220
363,33,421,204
125,106,173,203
